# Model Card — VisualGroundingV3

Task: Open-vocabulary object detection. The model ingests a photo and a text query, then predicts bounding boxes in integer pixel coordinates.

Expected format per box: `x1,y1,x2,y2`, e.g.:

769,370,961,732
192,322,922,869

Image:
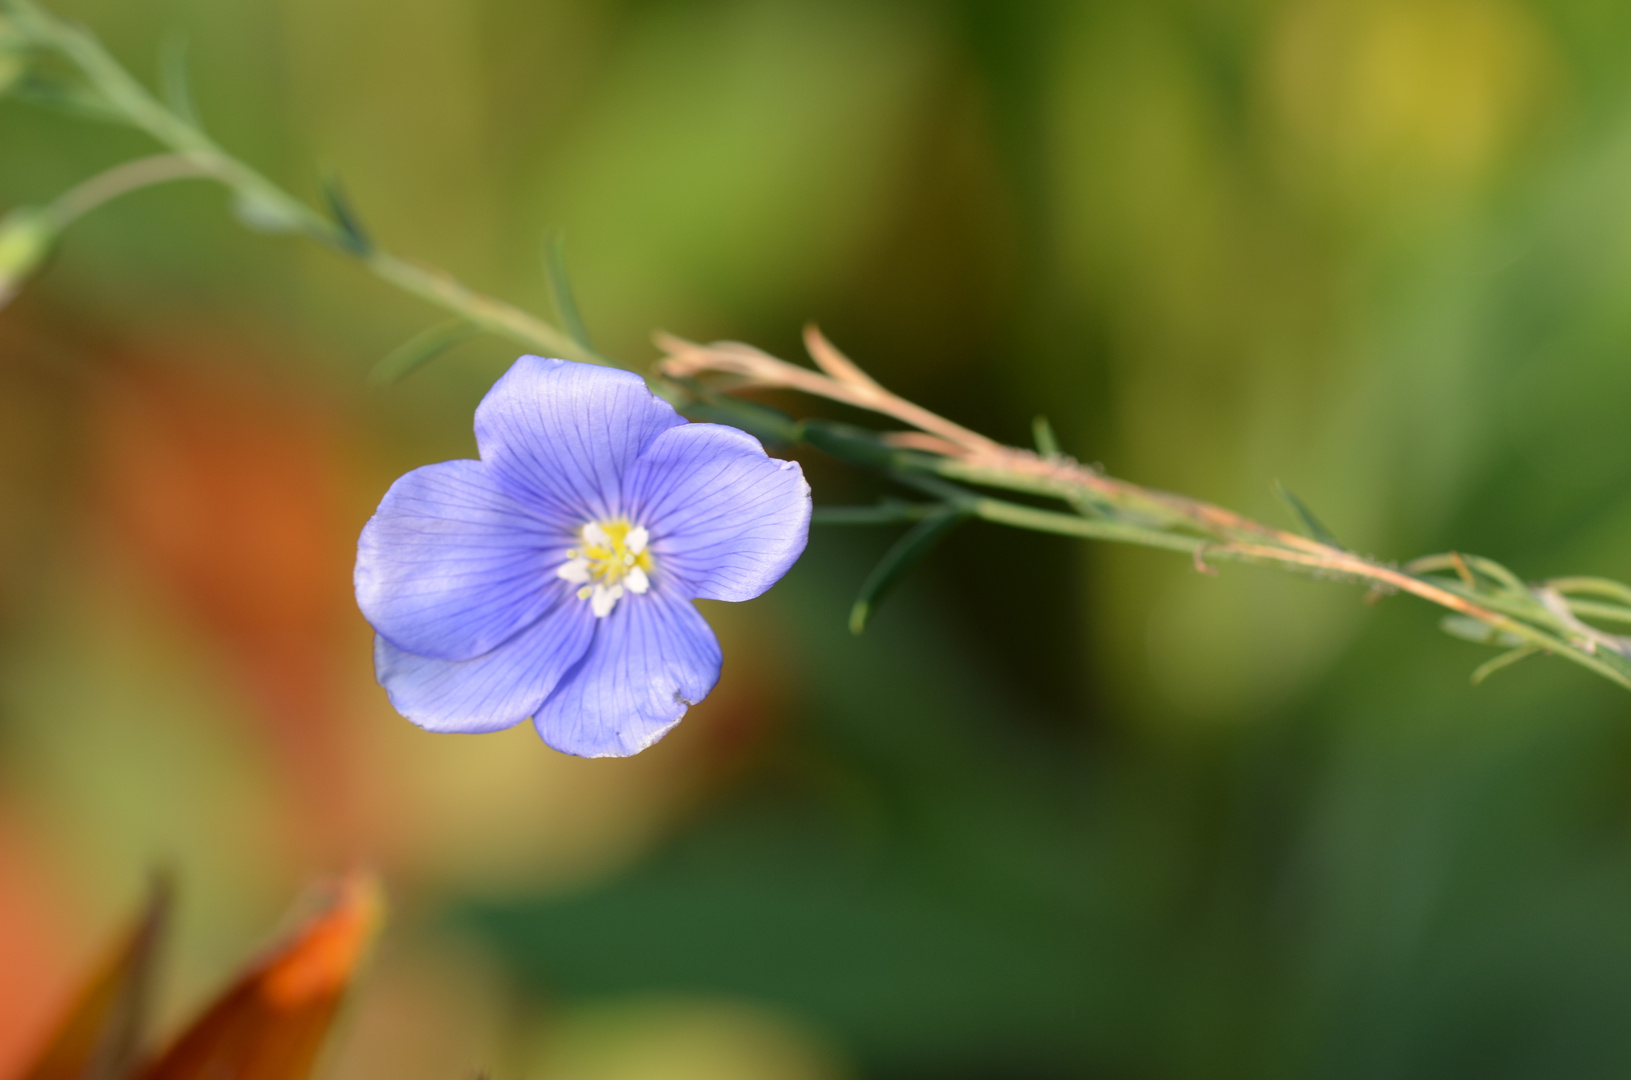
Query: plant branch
45,152,212,224
10,0,1631,690
3,0,600,366
655,330,1631,691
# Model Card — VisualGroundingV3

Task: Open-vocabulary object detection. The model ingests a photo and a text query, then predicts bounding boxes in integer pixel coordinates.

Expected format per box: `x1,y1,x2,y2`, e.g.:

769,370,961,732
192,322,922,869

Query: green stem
7,0,601,367
45,153,213,226
1565,599,1631,627
15,0,1631,695
967,497,1203,556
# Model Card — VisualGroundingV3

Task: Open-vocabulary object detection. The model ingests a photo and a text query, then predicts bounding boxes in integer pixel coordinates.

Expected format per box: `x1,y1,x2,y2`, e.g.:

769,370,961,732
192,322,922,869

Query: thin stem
12,0,1631,693
1565,599,1631,627
654,330,1631,691
658,330,1002,456
968,497,1205,555
7,0,600,367
363,252,592,362
46,153,213,225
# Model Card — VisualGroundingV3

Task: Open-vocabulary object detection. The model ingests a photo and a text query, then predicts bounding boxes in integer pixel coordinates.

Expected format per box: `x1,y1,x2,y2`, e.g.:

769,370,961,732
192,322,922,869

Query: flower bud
0,206,59,309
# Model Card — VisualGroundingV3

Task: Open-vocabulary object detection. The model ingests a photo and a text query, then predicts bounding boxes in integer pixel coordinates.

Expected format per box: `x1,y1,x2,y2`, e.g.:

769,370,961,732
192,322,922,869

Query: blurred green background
5,0,1631,1076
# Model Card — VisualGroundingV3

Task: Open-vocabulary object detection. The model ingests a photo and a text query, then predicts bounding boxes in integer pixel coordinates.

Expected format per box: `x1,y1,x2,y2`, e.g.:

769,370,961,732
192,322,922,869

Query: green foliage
0,202,56,303
1274,482,1344,550
544,233,594,354
12,0,1631,1076
369,319,480,386
463,545,1631,1078
847,504,968,634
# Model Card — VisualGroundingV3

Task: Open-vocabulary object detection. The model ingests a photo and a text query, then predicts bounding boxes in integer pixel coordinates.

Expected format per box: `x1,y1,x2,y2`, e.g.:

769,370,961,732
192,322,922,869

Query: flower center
555,518,653,618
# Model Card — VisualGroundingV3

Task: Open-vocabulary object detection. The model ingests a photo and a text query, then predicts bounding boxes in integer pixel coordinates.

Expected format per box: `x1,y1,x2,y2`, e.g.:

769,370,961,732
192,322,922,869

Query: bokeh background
5,0,1631,1076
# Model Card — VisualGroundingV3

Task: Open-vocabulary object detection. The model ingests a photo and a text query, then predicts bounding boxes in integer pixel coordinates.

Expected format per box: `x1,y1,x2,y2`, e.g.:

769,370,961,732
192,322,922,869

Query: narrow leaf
543,233,593,351
11,75,125,123
21,873,171,1080
139,870,383,1080
803,419,907,471
1472,645,1541,685
1563,598,1631,628
1273,481,1342,549
680,397,802,447
369,319,479,385
1031,416,1059,458
1545,576,1631,607
849,504,968,634
1439,614,1524,649
318,175,370,255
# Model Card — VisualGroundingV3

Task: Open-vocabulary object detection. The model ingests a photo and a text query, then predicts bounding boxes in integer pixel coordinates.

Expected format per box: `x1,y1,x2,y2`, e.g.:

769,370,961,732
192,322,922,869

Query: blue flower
355,355,810,757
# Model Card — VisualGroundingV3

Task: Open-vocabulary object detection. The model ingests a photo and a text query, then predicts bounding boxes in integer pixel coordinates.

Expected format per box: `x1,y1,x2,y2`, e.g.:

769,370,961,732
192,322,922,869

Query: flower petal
374,597,596,733
356,459,572,661
625,423,811,602
533,589,722,757
474,355,685,522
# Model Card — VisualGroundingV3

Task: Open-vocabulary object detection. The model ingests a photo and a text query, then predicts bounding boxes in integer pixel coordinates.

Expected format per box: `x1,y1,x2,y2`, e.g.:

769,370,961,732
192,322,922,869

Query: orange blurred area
0,816,79,1080
256,871,382,1008
137,871,381,1080
88,342,366,852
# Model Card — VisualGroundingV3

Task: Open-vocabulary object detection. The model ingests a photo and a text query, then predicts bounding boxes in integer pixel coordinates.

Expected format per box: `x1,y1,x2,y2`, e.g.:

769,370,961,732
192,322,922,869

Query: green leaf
543,233,593,351
680,397,802,447
1543,577,1631,608
1439,614,1524,649
849,504,968,634
1561,598,1631,628
1031,415,1059,458
803,419,909,470
318,175,370,255
1273,481,1342,549
9,74,124,123
1471,645,1541,685
369,319,479,385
